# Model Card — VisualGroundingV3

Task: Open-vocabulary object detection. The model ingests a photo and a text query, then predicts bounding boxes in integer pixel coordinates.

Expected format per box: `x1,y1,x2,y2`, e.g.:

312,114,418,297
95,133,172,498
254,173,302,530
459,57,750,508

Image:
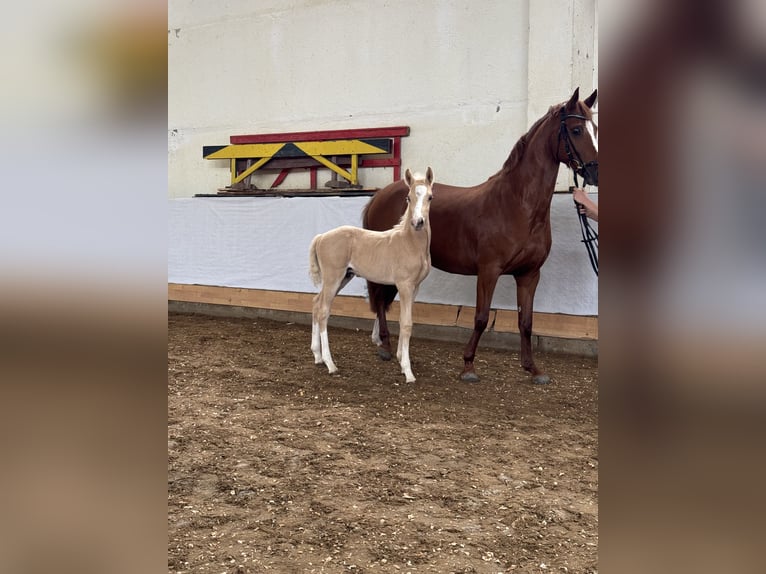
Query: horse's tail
308,235,322,286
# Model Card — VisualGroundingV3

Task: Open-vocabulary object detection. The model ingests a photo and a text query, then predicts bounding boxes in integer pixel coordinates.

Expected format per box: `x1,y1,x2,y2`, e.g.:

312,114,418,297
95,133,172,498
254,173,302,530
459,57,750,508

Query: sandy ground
168,312,598,573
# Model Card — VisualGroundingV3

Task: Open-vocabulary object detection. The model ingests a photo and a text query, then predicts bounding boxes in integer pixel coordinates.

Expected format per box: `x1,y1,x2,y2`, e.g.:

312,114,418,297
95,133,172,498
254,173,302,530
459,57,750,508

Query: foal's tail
308,235,322,286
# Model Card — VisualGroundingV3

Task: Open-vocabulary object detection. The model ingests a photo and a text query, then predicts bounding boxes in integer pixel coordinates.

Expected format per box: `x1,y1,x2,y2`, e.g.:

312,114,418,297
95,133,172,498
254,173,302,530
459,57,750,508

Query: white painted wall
168,0,597,198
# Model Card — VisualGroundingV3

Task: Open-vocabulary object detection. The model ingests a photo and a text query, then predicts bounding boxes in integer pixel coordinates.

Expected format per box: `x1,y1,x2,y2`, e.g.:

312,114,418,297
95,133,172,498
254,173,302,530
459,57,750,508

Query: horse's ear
426,166,434,185
584,89,598,109
404,168,413,186
567,87,580,109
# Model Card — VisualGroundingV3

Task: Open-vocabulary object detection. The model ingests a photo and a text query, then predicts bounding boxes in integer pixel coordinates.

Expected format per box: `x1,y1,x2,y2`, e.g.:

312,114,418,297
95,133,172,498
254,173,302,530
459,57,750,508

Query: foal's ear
567,87,580,109
404,168,413,186
584,89,598,109
426,166,434,185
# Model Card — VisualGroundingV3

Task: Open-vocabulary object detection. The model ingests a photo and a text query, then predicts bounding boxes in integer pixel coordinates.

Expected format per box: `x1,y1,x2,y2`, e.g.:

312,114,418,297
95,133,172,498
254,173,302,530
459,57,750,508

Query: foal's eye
572,127,582,136
406,197,410,202
428,196,433,201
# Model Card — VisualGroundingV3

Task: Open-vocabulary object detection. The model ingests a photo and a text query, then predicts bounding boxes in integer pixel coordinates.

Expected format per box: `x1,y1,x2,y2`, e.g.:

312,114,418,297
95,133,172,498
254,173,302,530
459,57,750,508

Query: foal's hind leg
310,311,322,364
312,282,340,374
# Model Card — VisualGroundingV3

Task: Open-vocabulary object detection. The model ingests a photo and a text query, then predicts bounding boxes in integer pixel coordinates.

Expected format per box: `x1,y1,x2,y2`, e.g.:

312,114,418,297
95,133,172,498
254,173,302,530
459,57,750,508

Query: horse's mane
501,104,561,173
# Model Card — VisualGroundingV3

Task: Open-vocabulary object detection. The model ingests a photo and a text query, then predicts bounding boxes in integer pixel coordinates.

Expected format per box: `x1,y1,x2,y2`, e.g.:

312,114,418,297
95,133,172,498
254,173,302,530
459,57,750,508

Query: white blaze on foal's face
404,166,434,230
411,184,427,228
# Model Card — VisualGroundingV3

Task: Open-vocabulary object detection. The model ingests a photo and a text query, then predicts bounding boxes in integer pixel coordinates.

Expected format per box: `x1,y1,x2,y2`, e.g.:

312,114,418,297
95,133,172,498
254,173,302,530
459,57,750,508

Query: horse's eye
406,197,410,202
572,127,582,136
428,196,433,201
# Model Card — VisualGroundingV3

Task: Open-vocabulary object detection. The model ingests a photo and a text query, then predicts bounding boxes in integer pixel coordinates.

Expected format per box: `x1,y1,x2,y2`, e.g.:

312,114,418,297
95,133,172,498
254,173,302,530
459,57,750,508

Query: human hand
572,188,598,221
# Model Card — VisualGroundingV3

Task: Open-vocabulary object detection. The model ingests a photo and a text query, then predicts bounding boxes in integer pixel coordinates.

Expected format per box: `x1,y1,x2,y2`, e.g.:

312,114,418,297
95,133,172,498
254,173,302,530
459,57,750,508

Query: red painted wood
270,168,290,188
358,158,399,168
310,167,317,189
392,137,402,181
230,126,410,144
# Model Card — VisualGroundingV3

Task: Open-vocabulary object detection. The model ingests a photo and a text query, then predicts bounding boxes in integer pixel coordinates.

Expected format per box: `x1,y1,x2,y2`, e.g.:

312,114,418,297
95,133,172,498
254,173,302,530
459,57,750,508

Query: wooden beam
231,126,410,144
168,284,597,340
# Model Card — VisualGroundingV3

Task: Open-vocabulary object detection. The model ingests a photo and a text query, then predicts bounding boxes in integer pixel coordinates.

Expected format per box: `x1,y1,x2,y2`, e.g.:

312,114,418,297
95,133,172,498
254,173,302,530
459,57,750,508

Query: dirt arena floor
168,312,598,573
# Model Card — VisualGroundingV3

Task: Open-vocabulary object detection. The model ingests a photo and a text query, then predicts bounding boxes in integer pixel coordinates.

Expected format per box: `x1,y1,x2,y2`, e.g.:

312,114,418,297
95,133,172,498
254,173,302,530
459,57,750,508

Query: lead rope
571,172,599,276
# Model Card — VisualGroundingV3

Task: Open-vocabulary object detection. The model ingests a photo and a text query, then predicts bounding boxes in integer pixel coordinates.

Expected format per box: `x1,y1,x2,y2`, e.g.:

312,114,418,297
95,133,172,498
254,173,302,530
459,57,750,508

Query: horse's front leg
461,269,500,382
396,284,416,382
515,270,550,385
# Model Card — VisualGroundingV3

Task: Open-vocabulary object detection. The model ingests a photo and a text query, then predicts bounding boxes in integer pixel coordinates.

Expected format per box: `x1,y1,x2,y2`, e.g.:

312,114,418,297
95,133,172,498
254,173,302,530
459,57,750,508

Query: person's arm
572,188,598,222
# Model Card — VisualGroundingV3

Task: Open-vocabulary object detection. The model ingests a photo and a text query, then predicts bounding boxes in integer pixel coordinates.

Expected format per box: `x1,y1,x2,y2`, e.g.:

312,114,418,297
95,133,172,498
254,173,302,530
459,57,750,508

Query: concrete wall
168,0,598,198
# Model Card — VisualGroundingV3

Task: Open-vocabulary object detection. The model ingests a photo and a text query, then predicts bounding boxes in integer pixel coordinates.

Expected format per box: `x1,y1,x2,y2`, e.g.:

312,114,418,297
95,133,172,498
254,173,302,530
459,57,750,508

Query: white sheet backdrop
169,194,598,316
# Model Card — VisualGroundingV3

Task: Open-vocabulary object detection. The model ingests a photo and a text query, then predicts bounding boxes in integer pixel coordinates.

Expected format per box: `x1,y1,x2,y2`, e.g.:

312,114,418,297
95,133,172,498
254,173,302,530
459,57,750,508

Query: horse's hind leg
310,300,322,364
368,281,397,361
313,283,339,374
516,270,550,385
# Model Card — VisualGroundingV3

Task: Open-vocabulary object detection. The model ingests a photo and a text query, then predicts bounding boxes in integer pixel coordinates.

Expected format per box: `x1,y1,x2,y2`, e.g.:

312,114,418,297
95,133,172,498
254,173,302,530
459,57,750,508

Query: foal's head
557,87,598,186
403,167,434,231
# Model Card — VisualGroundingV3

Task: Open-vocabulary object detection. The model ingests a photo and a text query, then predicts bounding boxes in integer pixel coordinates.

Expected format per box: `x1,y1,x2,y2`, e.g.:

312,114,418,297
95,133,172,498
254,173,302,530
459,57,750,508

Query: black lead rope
571,174,599,276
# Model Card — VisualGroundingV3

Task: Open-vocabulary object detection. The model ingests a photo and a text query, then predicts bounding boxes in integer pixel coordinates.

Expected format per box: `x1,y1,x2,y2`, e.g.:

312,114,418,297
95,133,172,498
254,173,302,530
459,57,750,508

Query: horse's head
404,166,434,231
557,87,598,186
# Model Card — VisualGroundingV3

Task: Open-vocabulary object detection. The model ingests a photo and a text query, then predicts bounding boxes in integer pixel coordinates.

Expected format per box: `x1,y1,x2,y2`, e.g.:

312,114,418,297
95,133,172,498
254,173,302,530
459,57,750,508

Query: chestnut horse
363,88,598,384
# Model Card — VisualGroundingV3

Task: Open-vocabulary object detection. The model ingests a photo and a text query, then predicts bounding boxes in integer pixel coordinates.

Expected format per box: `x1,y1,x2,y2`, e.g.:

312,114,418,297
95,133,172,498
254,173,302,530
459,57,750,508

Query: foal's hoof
532,374,551,385
377,348,392,361
460,371,481,383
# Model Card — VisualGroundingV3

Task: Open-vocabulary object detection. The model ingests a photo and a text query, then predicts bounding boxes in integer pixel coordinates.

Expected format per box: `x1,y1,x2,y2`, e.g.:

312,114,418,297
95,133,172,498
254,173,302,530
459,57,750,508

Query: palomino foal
309,167,434,382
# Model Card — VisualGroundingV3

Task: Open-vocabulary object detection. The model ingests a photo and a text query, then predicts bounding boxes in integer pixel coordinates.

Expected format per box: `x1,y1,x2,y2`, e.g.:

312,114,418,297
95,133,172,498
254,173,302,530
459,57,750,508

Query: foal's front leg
396,284,416,382
312,285,338,374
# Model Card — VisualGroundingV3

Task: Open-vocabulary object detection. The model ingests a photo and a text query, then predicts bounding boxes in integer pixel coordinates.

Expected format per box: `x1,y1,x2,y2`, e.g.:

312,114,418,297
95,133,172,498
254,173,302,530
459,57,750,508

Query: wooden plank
494,309,598,339
167,284,597,340
231,126,410,145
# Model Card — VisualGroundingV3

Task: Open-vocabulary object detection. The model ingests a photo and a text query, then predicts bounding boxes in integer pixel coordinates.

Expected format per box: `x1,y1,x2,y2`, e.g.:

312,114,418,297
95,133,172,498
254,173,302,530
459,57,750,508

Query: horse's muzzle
412,218,425,230
578,161,598,186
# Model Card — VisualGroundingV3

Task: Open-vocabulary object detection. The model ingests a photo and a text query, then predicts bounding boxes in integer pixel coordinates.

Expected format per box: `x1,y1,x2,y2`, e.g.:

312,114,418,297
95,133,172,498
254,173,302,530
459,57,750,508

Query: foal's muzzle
577,161,598,186
412,217,425,230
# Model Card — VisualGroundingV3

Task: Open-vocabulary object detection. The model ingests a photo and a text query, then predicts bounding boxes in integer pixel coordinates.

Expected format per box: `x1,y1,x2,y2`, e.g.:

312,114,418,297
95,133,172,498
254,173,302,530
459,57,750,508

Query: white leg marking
400,336,415,383
320,330,337,374
311,321,322,364
371,317,382,346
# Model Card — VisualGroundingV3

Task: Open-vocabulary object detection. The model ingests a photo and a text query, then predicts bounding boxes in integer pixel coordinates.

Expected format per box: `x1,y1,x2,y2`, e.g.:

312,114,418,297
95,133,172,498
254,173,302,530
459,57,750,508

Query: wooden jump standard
203,126,409,190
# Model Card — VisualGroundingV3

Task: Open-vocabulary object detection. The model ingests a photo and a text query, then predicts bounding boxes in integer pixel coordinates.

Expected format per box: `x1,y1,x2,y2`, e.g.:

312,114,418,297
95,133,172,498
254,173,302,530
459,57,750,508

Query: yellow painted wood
310,155,355,184
295,140,387,156
205,143,284,160
232,157,271,184
351,154,359,185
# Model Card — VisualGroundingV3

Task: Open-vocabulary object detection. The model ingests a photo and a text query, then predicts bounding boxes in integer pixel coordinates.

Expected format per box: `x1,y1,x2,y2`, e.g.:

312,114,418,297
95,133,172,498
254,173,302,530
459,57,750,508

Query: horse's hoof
377,348,392,361
460,371,480,383
532,374,551,385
